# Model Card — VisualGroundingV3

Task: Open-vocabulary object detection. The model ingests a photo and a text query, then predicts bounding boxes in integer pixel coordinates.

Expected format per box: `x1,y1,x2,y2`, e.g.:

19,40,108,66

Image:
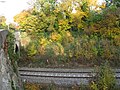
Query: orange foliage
14,10,30,24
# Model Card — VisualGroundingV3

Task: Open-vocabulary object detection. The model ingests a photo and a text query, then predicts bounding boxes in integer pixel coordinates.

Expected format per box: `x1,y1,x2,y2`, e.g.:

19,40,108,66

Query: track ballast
19,68,120,86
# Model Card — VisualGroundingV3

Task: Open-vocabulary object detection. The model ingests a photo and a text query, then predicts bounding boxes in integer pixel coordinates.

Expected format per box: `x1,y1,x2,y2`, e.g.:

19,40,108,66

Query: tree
113,0,120,7
14,0,120,64
14,10,31,30
0,16,6,29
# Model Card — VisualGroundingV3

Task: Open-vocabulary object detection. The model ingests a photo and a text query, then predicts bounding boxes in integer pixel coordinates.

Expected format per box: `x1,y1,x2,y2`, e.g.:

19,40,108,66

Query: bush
91,61,116,90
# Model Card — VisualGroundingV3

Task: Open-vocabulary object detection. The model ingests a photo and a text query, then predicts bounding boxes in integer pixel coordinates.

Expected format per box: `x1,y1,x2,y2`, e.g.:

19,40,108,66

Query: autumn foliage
14,0,120,67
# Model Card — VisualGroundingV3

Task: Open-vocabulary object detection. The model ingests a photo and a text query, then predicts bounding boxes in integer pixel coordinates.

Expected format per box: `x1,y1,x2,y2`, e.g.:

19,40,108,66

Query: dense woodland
1,0,120,67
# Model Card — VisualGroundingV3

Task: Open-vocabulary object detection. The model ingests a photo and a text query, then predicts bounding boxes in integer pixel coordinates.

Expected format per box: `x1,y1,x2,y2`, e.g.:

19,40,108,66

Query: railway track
19,68,120,86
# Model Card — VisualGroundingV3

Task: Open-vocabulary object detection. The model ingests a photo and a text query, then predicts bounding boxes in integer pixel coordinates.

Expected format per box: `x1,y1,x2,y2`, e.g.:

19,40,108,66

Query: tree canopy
14,0,120,67
0,16,6,29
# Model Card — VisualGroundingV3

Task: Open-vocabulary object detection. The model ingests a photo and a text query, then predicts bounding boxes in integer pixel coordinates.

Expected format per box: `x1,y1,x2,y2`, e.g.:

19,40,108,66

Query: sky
0,0,31,24
0,0,104,24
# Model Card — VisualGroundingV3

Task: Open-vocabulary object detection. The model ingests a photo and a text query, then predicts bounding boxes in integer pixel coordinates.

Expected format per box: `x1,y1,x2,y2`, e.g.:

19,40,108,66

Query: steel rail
19,68,120,86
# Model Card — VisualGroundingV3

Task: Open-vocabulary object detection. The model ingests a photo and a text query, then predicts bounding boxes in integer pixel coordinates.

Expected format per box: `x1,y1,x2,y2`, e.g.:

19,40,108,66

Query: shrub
91,61,116,90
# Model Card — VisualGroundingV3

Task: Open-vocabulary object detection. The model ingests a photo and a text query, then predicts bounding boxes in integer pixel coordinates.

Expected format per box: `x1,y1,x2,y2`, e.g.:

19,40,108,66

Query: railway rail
19,68,120,86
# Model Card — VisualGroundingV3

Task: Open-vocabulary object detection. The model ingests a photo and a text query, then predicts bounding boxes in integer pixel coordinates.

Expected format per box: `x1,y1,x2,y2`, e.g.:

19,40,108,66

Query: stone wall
0,49,12,90
0,29,23,90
